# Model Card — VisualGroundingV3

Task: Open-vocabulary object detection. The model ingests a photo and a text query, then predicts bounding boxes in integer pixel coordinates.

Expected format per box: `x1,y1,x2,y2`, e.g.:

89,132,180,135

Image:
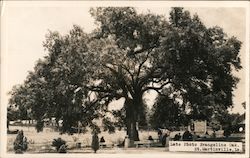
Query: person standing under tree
162,133,168,147
157,129,162,142
212,130,216,138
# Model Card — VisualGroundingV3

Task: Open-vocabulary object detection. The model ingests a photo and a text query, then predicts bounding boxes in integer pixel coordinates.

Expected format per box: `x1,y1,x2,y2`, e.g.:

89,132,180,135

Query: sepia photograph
1,1,249,158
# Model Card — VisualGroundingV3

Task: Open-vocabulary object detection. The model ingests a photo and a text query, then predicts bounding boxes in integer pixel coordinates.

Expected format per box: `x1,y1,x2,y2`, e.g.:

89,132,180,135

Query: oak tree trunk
125,96,141,146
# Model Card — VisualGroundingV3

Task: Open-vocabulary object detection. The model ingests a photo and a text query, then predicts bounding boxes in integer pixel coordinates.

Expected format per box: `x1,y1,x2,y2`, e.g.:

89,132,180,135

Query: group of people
173,130,217,141
147,129,169,147
174,130,200,141
13,129,220,153
157,129,169,146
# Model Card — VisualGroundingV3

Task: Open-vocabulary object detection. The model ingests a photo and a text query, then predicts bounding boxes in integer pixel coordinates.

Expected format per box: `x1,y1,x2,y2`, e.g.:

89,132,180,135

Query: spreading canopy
8,7,242,135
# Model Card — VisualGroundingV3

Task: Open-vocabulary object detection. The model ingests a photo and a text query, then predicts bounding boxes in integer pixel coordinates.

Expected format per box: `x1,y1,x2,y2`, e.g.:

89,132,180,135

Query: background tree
8,26,102,132
149,88,189,130
39,27,97,133
216,111,245,133
152,8,241,122
7,106,20,130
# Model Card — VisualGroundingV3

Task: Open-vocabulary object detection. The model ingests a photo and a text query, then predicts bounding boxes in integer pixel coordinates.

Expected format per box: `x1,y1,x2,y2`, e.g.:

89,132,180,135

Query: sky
1,1,248,114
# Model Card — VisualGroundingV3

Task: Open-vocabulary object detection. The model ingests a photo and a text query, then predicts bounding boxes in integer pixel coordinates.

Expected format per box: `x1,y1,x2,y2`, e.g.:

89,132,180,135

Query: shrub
91,132,99,153
52,138,67,153
36,120,44,132
13,130,28,153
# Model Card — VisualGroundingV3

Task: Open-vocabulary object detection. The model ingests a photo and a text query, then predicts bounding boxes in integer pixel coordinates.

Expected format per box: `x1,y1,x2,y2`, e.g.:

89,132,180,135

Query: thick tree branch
135,51,151,85
142,80,172,93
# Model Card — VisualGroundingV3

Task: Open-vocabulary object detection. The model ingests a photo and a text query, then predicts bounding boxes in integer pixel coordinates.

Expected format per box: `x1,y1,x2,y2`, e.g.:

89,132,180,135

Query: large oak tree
8,8,242,144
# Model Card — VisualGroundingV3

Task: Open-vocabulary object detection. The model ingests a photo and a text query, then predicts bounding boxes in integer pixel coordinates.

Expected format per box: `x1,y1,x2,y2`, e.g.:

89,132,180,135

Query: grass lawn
7,125,159,153
7,126,245,154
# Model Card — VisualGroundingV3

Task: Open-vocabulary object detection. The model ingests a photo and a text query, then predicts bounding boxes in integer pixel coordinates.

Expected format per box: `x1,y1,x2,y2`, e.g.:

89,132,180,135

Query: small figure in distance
182,130,190,141
212,130,216,138
158,128,163,142
174,133,182,141
188,131,193,140
100,136,105,143
100,136,106,147
192,132,198,141
177,133,181,140
148,135,154,141
204,131,210,139
162,133,168,147
174,133,179,141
